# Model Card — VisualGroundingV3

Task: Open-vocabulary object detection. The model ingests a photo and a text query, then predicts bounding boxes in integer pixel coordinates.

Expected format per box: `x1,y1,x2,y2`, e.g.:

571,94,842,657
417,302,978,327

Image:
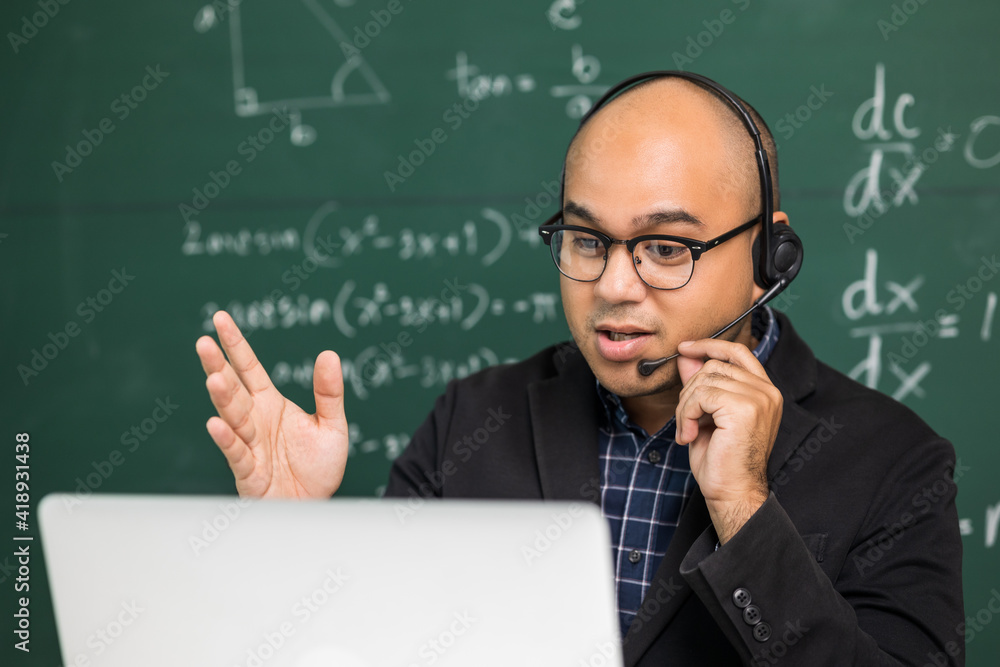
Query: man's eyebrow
562,201,599,225
562,201,706,231
562,201,705,231
631,210,705,230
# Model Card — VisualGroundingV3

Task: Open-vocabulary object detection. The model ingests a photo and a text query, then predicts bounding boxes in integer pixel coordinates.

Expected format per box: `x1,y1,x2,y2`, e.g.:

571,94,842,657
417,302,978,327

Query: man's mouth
606,331,646,342
594,325,655,362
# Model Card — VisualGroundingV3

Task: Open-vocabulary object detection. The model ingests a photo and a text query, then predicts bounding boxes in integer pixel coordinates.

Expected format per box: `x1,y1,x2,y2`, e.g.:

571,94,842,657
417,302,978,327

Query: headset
541,70,804,376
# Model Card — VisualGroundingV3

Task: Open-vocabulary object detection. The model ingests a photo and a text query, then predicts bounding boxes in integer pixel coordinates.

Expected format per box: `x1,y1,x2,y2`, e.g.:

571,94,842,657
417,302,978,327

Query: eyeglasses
538,213,762,290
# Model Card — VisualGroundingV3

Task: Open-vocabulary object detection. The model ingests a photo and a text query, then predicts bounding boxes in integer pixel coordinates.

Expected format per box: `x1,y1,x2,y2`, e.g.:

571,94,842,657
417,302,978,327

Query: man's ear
751,211,793,300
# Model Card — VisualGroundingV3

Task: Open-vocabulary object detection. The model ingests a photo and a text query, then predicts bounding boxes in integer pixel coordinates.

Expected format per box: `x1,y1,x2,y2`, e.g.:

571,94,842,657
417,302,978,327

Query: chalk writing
332,281,560,337
447,45,610,119
841,249,942,401
303,204,529,268
194,0,390,145
272,347,518,400
200,285,558,338
182,222,300,256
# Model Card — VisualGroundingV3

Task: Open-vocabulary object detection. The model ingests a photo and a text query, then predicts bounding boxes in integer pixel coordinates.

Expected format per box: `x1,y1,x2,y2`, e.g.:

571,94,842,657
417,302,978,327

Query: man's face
560,88,765,398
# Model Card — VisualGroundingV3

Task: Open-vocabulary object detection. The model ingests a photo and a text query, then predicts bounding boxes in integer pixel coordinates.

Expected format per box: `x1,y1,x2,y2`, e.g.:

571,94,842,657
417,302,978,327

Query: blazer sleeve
679,436,964,667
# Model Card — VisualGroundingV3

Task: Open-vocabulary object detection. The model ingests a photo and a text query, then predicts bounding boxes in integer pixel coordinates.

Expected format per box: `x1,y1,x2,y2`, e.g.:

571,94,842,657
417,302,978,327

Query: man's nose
593,243,646,303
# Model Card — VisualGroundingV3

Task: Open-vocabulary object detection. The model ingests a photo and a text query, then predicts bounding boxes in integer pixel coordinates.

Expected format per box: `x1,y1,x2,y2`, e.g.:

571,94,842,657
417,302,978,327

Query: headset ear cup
769,227,804,285
753,227,804,288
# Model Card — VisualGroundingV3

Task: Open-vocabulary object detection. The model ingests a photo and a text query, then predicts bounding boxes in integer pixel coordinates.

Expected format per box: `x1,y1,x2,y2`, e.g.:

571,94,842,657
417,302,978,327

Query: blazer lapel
763,311,822,479
768,401,820,480
527,344,604,503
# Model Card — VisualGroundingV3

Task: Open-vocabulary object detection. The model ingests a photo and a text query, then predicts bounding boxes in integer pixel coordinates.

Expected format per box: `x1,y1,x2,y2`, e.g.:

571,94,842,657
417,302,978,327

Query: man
196,74,963,665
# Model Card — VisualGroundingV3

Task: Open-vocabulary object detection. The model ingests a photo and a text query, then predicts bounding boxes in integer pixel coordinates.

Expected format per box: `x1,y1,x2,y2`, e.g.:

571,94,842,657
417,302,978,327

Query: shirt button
753,622,772,642
742,605,761,625
732,588,751,608
628,549,642,564
647,450,662,464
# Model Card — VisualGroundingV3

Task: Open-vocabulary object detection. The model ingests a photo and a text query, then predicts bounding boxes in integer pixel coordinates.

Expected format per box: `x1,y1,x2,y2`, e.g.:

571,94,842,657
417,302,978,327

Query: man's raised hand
195,310,349,499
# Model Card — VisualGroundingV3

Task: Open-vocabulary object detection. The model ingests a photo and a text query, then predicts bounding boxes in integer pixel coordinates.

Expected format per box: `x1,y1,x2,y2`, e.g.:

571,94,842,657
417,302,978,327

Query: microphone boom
635,280,786,377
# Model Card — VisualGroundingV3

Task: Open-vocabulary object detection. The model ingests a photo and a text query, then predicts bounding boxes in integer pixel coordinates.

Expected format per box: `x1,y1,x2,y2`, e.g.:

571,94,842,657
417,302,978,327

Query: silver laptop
40,493,623,667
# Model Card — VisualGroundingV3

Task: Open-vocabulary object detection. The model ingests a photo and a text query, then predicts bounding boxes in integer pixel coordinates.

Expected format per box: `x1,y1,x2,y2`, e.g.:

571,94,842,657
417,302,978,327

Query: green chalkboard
2,0,998,664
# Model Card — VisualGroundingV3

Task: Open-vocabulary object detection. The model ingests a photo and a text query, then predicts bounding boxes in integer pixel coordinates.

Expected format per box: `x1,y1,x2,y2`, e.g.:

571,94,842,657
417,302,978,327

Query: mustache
587,304,661,331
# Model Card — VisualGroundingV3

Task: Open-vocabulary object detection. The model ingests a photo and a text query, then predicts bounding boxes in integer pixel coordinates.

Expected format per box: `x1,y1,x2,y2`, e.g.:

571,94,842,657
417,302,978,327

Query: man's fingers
205,417,256,483
205,368,258,447
677,338,768,380
675,355,704,386
678,359,765,400
196,335,226,377
199,331,260,445
676,385,728,445
212,310,274,395
313,351,346,429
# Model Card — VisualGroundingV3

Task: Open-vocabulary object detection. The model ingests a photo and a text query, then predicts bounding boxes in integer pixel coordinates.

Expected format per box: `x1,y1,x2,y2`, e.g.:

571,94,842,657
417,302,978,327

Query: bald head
564,76,779,220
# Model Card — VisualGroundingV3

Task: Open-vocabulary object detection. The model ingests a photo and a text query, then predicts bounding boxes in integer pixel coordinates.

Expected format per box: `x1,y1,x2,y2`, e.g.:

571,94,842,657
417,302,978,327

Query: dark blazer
384,311,964,666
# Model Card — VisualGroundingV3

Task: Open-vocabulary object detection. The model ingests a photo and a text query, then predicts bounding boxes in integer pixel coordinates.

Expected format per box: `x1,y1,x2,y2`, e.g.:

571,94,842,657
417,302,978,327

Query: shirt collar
596,305,781,436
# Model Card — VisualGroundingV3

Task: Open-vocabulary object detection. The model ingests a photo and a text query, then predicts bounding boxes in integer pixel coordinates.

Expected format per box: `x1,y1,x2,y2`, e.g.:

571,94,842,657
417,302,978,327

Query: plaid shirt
596,306,780,638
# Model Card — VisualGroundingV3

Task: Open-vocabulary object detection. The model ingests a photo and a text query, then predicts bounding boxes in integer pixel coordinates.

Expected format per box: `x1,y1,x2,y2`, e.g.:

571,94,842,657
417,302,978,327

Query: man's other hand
195,310,349,499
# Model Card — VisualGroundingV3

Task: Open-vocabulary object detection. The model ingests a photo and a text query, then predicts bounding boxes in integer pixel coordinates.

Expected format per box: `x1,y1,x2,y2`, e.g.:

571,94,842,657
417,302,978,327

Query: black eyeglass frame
537,212,762,290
